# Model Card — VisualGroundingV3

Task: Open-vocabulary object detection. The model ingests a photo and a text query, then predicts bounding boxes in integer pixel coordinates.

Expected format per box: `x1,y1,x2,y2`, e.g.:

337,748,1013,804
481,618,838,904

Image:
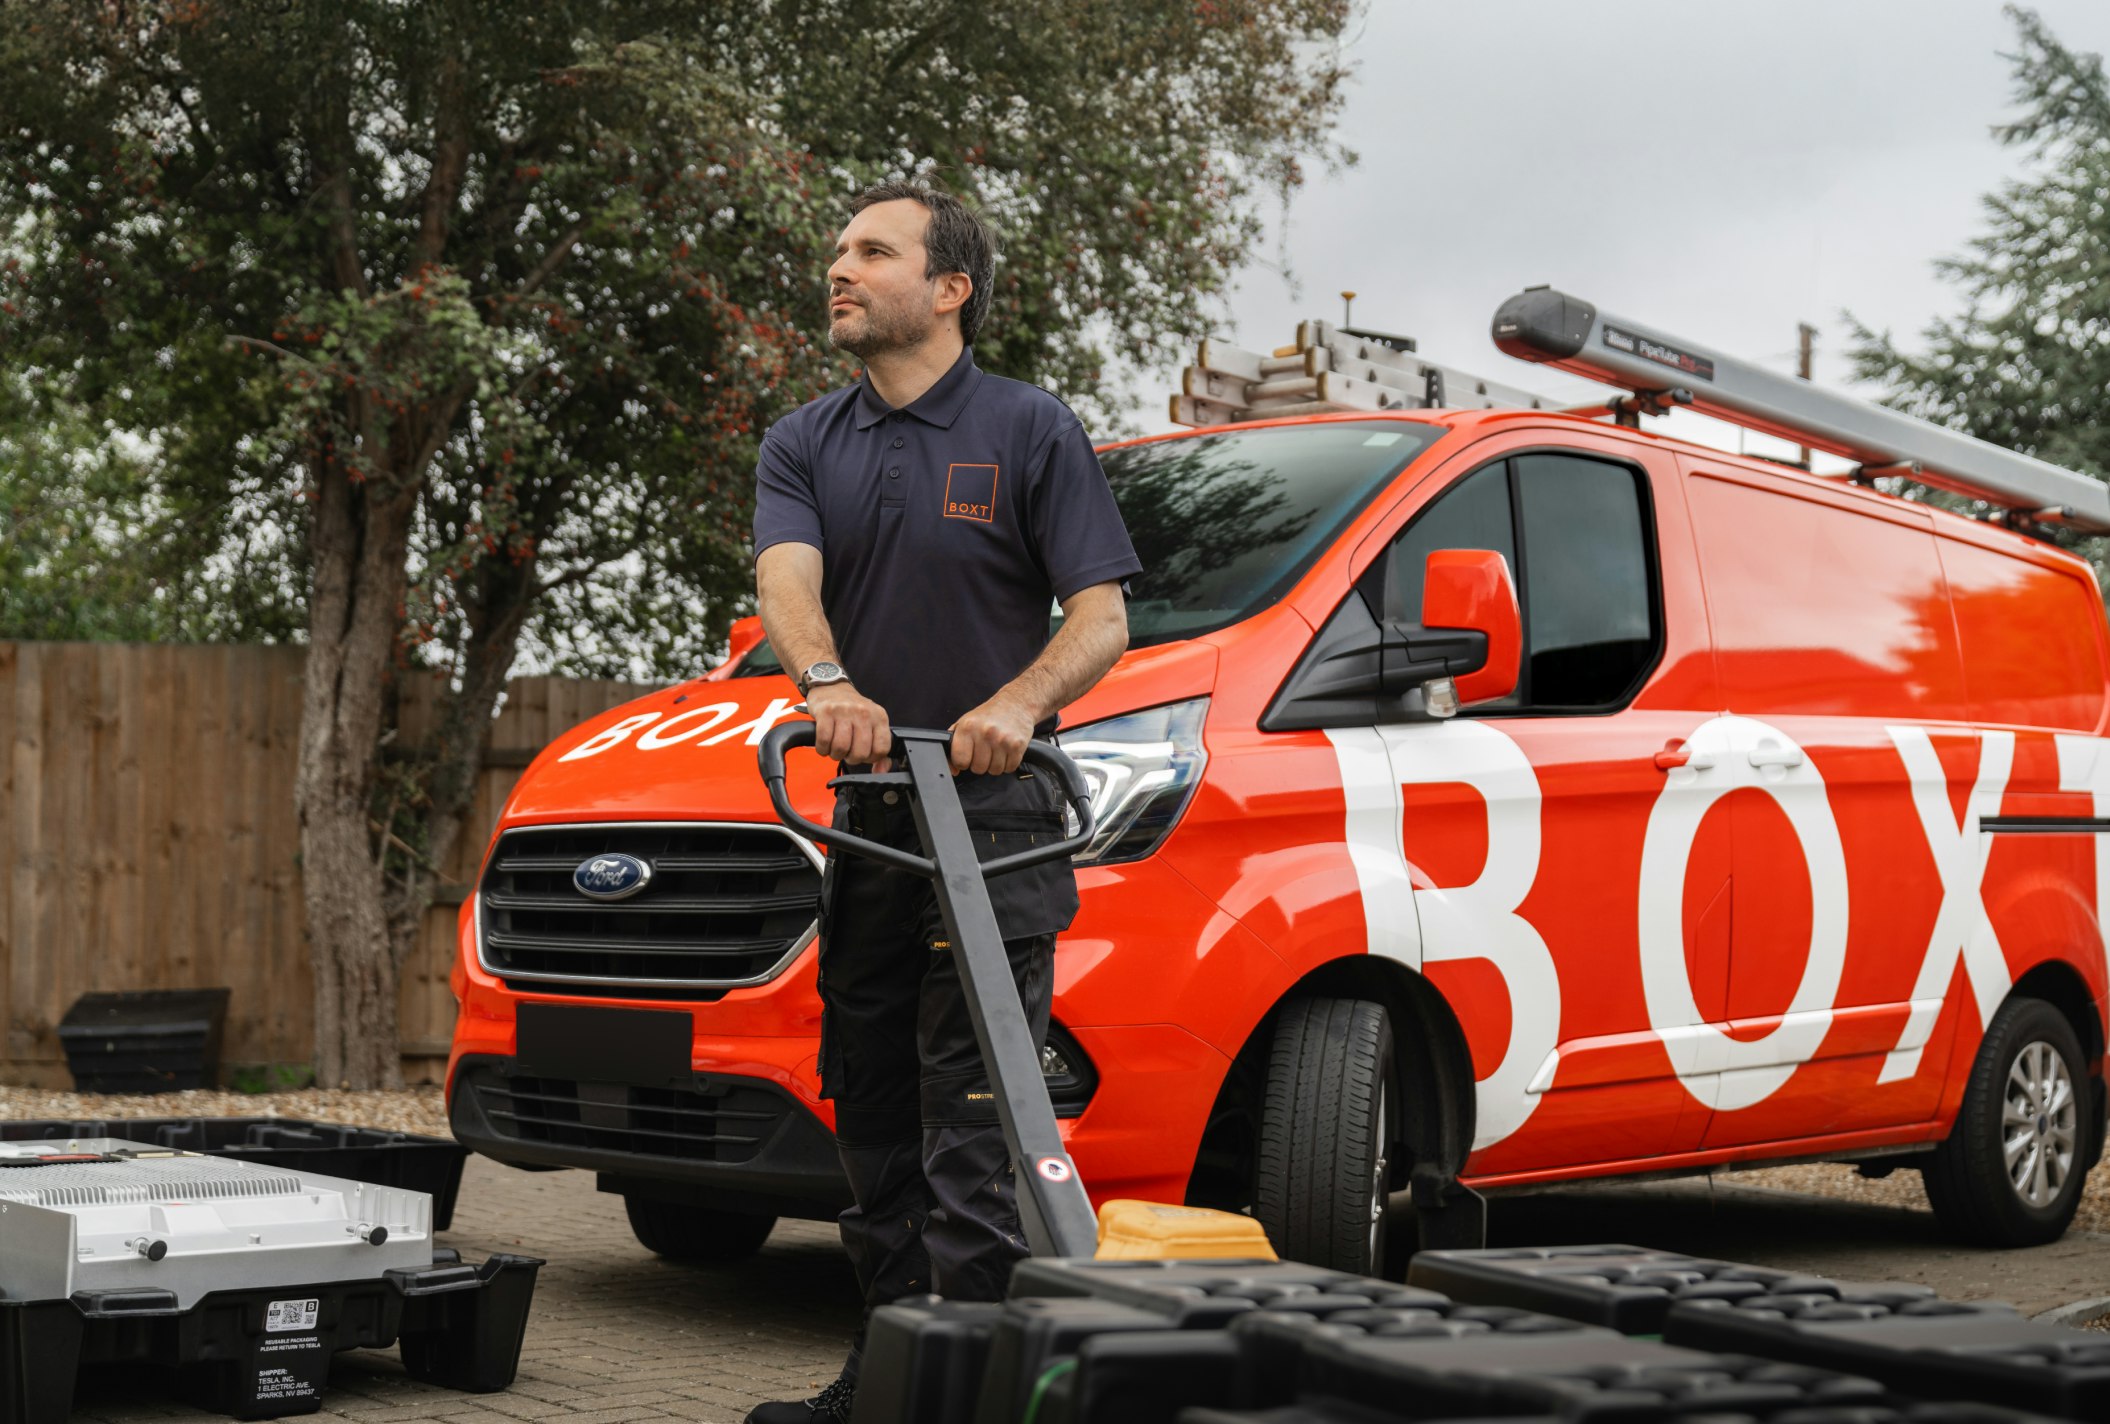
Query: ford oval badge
573,853,652,901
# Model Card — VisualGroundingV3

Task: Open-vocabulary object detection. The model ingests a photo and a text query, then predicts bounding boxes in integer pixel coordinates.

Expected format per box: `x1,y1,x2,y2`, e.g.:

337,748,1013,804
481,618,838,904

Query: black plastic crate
1176,1408,2069,1424
1408,1244,1933,1336
1227,1302,1608,1414
862,1259,1603,1424
56,989,230,1093
971,1297,1183,1424
1665,1294,2110,1419
1173,1407,1520,1424
1300,1331,1887,1419
1010,1259,1451,1328
853,1297,1004,1424
0,1118,469,1231
0,1250,540,1424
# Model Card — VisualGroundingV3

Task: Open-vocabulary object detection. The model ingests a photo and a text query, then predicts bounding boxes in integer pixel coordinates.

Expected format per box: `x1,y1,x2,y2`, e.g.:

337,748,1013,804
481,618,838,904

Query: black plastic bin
0,1118,470,1231
55,988,231,1092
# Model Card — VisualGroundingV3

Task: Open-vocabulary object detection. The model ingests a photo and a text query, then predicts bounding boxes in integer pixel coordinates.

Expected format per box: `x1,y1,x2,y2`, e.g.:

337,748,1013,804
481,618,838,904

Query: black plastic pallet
1665,1294,2110,1419
1301,1330,1888,1419
1176,1406,2073,1424
0,1249,540,1424
1009,1259,1454,1327
1406,1244,1936,1335
853,1260,1610,1424
0,1117,470,1231
853,1249,2106,1424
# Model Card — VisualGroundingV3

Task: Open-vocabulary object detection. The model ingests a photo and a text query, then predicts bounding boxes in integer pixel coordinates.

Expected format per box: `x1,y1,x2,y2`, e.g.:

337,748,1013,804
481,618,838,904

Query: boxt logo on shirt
943,463,999,522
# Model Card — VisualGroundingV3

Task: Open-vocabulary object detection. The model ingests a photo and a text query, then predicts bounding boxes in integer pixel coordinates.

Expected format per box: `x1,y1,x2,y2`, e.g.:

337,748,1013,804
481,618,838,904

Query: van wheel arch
1185,954,1476,1214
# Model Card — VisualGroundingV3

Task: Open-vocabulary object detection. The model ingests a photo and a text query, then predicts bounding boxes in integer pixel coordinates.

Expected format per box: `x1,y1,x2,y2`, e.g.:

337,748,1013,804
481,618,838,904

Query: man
745,181,1139,1424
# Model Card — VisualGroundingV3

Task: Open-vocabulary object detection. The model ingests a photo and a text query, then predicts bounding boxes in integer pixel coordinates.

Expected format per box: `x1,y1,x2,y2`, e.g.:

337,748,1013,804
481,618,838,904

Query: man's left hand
950,694,1037,775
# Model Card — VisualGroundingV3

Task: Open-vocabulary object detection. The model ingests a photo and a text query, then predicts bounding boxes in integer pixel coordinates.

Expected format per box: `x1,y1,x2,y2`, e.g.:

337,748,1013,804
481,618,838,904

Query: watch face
803,662,844,689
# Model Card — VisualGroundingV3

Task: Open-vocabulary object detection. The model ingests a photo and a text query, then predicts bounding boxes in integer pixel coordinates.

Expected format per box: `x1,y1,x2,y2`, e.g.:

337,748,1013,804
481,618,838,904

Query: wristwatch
798,660,851,696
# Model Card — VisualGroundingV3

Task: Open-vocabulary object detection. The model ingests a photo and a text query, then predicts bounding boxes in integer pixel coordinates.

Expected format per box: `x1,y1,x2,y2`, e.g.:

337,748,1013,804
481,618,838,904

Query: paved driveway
64,1155,2110,1423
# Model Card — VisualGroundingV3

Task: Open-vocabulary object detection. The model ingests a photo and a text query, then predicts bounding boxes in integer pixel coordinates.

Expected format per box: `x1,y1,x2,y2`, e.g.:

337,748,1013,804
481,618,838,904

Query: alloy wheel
2002,1039,2078,1208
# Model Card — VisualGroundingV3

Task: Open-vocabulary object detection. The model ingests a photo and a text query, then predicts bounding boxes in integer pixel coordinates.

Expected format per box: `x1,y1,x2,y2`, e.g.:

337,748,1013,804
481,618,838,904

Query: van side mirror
1259,548,1521,733
1416,549,1521,709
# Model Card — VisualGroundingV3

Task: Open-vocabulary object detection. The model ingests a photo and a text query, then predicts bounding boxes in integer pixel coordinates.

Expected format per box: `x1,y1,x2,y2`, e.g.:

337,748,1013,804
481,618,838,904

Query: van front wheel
1255,997,1395,1276
622,1194,778,1263
1923,996,2087,1247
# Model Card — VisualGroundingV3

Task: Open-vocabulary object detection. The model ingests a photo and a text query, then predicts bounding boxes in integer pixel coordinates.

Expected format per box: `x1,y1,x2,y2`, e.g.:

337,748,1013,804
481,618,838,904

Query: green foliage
226,1061,317,1094
1849,5,2110,565
0,0,1358,676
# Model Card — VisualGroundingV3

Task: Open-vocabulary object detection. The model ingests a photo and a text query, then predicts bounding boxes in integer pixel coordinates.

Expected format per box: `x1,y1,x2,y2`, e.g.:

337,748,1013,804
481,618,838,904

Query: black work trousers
816,770,1077,1381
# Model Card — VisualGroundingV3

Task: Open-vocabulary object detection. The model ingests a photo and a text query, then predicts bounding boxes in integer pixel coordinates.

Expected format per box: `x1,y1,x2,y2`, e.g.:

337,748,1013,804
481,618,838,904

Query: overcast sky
1125,0,2110,463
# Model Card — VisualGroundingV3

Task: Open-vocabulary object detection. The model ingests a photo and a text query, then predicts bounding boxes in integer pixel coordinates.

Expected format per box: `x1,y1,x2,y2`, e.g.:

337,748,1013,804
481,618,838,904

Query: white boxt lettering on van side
1877,727,2014,1083
558,711,662,762
2054,734,2110,994
1637,717,1849,1111
1327,722,1560,1151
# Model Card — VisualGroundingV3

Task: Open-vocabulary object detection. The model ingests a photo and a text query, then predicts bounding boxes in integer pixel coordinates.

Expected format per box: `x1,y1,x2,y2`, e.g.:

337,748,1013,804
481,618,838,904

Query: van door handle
1747,739,1804,770
1653,739,1715,772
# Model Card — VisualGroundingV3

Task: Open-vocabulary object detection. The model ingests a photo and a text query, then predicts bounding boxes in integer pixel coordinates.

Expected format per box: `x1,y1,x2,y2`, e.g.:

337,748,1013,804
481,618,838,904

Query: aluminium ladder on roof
1491,286,2110,535
1169,319,1563,429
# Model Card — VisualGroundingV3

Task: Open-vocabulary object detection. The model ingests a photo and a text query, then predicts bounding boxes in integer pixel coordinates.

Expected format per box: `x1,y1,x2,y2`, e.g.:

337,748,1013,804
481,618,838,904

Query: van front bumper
448,1053,852,1220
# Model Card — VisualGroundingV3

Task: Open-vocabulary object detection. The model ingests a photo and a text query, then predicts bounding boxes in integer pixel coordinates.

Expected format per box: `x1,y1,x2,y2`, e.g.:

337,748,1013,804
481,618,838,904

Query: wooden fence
0,641,651,1087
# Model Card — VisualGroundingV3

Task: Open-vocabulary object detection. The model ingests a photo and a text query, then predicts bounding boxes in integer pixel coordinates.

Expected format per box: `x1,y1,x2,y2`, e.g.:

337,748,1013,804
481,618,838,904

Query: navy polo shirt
752,347,1141,734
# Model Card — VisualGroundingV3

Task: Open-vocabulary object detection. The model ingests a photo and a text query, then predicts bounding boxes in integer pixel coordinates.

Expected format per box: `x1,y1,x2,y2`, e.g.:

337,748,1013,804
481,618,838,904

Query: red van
449,345,2110,1274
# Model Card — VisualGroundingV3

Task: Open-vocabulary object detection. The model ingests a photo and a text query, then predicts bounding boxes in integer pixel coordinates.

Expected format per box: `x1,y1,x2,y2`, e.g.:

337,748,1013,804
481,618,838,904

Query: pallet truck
759,722,1273,1262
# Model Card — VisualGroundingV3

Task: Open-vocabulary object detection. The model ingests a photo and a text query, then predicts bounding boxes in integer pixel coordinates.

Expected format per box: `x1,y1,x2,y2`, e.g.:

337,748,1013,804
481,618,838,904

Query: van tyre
622,1194,777,1263
1256,997,1394,1275
1924,996,2088,1247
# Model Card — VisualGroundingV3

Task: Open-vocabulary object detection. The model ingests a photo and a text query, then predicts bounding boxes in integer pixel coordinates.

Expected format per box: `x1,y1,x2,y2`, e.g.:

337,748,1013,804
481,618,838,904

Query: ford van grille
476,821,821,998
460,1067,788,1164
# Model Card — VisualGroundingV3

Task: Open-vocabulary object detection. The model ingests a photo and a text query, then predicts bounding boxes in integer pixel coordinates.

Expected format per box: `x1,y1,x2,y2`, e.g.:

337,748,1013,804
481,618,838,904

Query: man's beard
829,295,930,359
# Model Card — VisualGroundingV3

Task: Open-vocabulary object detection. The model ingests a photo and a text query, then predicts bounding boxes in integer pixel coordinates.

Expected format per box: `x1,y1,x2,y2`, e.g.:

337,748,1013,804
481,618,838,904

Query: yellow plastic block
1092,1200,1278,1260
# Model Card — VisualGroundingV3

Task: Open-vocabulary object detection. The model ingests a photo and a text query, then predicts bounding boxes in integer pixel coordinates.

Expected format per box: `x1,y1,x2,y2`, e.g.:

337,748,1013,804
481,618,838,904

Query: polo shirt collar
852,345,984,430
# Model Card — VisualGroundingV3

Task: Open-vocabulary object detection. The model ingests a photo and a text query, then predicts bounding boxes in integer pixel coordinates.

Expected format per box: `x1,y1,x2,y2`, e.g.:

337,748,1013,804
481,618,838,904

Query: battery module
0,1137,541,1423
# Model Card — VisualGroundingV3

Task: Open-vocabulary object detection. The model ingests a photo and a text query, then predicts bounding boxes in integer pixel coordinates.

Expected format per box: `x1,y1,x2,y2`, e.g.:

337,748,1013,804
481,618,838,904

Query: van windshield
730,418,1445,674
1098,419,1446,648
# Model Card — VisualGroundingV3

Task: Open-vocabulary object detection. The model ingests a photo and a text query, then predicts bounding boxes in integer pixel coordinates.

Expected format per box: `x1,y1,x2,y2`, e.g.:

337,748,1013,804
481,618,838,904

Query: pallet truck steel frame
759,723,1103,1259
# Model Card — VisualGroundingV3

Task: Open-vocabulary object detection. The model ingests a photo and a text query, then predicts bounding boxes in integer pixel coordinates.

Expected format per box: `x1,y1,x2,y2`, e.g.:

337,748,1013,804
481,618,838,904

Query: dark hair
848,181,999,345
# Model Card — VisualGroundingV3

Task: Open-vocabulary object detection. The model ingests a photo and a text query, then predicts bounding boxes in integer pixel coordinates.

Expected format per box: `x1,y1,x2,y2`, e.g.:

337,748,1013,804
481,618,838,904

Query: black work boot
742,1374,855,1424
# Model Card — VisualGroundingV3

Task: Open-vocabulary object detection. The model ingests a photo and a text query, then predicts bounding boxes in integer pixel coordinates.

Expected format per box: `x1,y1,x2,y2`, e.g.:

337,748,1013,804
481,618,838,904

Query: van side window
1515,453,1655,706
1383,451,1658,712
1385,463,1514,625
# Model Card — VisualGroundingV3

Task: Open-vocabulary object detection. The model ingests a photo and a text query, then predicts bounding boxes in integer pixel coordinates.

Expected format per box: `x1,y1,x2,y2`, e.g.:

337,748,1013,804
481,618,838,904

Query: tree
1850,4,2110,564
0,0,1358,1085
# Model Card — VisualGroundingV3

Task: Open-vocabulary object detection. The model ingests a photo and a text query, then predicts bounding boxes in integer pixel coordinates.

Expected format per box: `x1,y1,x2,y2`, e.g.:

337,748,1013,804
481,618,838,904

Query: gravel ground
6,1083,2106,1235
0,1084,453,1137
1724,1156,2110,1236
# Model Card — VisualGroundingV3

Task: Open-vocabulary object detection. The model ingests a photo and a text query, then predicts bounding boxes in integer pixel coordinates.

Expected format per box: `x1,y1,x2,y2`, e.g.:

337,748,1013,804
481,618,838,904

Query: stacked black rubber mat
847,1250,2105,1424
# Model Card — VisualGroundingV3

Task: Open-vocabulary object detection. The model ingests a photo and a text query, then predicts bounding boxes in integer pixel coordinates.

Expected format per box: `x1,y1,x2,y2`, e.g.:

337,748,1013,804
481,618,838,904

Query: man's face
827,200,943,359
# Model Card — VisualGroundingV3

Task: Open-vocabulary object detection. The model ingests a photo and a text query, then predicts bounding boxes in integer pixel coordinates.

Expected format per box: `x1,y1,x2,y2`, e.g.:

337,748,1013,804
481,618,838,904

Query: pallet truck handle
758,722,1097,876
757,721,938,876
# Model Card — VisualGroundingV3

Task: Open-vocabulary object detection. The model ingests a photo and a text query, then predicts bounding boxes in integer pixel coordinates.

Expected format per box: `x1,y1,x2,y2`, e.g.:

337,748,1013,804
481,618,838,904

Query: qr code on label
265,1298,320,1332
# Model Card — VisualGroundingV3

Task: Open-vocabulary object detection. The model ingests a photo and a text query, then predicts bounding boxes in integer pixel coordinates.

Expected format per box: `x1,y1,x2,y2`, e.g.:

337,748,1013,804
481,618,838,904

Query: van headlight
1059,697,1208,866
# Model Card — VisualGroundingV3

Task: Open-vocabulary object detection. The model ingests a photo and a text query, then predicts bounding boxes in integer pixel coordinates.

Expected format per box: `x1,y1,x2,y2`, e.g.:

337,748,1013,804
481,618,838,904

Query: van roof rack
1492,285,2110,536
1169,318,1564,429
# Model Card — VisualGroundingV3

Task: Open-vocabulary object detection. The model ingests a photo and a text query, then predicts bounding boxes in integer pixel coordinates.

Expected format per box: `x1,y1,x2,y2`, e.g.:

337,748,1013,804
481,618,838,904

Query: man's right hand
808,681,894,772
